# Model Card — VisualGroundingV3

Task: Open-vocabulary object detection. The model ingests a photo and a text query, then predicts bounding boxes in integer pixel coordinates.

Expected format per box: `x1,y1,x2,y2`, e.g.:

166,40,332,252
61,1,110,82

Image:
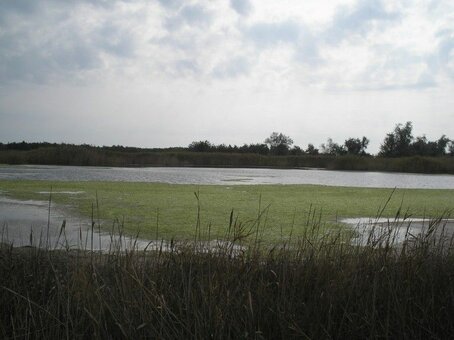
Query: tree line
1,122,453,158
378,122,452,157
188,133,370,156
0,141,184,153
188,122,454,157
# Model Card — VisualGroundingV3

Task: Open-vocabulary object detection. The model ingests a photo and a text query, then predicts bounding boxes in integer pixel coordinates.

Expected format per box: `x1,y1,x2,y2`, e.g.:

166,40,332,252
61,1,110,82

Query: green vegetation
2,120,454,173
327,155,454,173
1,215,453,338
1,179,454,338
379,121,451,157
1,180,453,240
2,146,454,173
0,145,335,168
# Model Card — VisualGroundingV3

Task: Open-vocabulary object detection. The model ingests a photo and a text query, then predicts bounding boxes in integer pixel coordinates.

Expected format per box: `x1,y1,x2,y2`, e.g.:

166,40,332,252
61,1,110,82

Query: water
342,217,454,247
0,196,151,250
0,196,246,253
1,165,454,189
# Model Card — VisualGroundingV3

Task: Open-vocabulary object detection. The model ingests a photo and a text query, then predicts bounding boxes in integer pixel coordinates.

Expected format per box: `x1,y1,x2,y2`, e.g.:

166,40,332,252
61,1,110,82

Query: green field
1,180,453,240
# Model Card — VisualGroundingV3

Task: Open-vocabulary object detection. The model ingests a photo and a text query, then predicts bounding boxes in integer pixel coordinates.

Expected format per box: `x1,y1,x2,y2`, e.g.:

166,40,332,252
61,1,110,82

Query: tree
344,136,369,155
238,143,269,155
411,135,429,156
436,135,450,156
320,138,346,156
188,140,213,152
306,144,319,155
289,145,304,155
246,143,269,155
409,134,450,156
264,132,293,155
379,122,413,157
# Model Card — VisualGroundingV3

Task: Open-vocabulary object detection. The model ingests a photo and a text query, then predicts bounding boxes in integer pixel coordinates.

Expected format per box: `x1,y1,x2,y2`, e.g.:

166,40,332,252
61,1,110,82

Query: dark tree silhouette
320,138,346,156
380,122,450,157
379,122,413,157
306,144,319,155
344,137,369,155
264,132,294,155
188,140,213,152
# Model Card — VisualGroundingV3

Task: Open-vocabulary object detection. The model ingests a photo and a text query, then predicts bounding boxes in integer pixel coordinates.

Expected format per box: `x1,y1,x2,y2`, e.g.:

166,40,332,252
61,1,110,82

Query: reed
2,146,454,174
1,204,453,339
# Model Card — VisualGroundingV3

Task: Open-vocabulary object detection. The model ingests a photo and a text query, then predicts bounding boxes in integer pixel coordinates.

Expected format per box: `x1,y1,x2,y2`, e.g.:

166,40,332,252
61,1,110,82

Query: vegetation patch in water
1,180,453,241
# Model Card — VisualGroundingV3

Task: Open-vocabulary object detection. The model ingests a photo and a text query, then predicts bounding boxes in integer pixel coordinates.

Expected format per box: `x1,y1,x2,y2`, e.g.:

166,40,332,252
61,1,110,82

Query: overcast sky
0,0,453,153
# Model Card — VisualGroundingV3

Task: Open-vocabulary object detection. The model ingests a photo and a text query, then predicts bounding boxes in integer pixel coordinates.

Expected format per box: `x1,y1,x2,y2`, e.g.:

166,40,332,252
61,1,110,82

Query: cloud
164,4,213,31
211,56,251,78
0,0,137,84
0,0,120,20
0,30,101,84
294,26,321,66
0,0,39,17
325,0,401,44
95,21,136,58
365,46,437,90
230,0,252,16
436,30,454,78
151,34,198,52
173,59,200,76
244,21,300,47
0,0,452,93
157,0,183,10
243,20,321,66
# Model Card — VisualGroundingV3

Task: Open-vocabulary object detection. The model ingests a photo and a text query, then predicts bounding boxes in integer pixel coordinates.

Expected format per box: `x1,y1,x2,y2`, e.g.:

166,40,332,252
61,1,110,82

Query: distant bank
1,144,454,175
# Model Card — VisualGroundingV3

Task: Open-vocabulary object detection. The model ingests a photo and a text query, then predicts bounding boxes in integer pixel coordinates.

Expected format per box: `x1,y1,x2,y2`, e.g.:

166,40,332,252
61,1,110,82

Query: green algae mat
1,180,453,240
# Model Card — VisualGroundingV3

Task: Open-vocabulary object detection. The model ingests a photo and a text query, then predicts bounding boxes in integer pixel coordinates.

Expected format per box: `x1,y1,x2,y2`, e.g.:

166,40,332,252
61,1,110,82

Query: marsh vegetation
2,122,454,174
1,176,453,338
2,180,454,241
1,207,453,338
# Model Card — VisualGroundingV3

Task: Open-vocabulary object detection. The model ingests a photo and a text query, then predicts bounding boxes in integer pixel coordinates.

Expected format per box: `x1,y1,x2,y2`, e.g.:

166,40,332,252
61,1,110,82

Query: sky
0,0,453,154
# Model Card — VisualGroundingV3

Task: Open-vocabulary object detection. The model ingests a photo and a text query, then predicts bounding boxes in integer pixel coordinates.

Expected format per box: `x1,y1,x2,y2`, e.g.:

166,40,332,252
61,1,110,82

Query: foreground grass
1,218,454,339
1,180,454,241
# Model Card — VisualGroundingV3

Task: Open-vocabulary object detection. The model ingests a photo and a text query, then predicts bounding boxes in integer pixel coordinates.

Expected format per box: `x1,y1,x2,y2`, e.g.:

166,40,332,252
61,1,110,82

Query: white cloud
164,3,213,31
244,21,300,47
230,0,252,16
0,0,453,152
324,0,401,44
211,56,251,78
0,0,143,84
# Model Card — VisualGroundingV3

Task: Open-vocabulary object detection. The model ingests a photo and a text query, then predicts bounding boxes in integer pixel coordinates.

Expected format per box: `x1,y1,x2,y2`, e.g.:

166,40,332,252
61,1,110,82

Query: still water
0,196,147,250
1,165,454,189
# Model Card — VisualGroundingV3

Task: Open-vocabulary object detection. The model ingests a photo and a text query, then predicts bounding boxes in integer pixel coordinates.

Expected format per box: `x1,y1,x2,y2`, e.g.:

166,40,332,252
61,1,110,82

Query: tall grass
1,205,453,339
329,155,454,174
2,146,454,174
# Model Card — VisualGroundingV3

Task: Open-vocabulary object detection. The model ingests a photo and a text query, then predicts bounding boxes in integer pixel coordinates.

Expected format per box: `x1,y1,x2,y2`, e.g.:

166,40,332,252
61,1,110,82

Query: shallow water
342,217,454,246
1,165,454,189
2,195,453,250
2,165,454,249
0,196,246,252
0,196,151,250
